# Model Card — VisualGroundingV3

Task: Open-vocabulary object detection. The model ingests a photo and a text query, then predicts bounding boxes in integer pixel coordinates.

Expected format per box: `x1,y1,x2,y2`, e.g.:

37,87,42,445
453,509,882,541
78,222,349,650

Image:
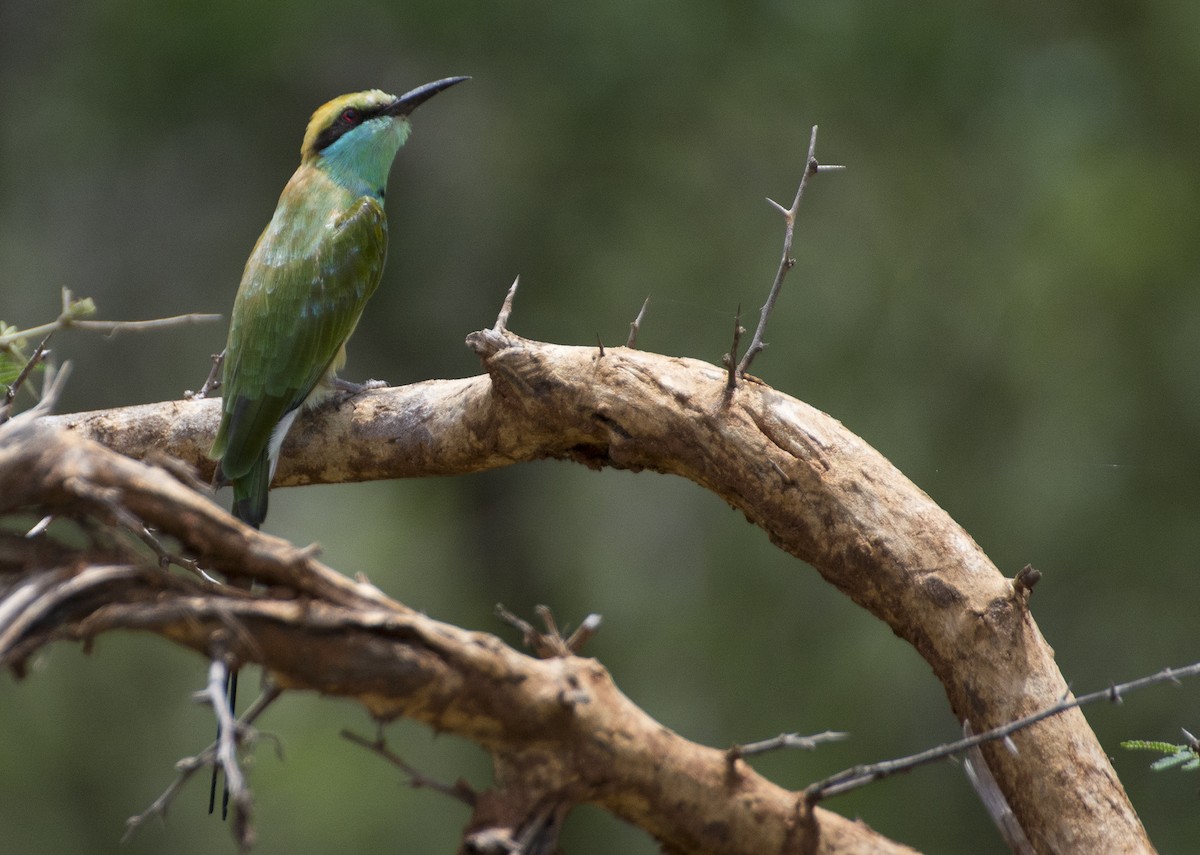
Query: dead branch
19,323,1152,852
0,419,909,854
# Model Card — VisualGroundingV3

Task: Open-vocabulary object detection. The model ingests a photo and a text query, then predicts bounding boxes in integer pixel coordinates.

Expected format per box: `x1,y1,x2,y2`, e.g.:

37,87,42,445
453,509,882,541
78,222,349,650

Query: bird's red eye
341,108,360,125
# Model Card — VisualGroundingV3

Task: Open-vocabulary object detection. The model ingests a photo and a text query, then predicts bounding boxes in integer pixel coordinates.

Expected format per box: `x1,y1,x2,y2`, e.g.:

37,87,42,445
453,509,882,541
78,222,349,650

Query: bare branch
124,683,282,847
2,331,53,415
186,350,225,401
0,288,220,348
805,661,1200,803
1,421,916,854
201,658,253,846
738,125,843,378
15,329,1152,852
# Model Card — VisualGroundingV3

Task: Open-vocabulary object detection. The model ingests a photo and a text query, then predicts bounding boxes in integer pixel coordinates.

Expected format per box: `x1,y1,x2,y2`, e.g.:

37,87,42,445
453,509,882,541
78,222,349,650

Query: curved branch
0,419,910,854
32,328,1150,851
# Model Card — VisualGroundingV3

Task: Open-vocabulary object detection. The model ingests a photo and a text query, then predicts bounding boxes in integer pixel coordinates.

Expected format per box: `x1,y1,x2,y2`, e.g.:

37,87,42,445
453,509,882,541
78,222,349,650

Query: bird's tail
231,451,271,529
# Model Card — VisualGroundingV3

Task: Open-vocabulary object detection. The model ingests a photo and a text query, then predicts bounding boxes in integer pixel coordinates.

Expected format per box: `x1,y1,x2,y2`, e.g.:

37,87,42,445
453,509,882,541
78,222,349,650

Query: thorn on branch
564,612,602,653
626,297,650,349
722,306,745,395
495,603,601,659
493,276,520,334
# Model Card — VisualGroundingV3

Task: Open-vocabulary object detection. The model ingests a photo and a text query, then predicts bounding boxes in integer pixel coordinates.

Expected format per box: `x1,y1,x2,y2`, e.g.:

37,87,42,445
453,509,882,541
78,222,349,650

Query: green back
211,170,387,500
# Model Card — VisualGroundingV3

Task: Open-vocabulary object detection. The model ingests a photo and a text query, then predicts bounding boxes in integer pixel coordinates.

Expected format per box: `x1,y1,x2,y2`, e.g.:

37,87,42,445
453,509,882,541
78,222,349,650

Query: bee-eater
207,76,467,816
211,76,467,527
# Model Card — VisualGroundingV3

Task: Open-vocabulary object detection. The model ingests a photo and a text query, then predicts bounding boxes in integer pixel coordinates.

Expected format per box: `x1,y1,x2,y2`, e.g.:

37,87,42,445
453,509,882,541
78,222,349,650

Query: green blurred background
4,1,1200,852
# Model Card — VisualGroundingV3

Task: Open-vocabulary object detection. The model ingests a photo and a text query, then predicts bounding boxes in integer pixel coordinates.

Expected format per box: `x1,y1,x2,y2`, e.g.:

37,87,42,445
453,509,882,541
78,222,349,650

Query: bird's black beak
386,76,470,117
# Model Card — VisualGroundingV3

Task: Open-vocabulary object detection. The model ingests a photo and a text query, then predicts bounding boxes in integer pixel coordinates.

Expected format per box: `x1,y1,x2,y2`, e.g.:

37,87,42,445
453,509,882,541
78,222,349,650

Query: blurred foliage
3,1,1200,852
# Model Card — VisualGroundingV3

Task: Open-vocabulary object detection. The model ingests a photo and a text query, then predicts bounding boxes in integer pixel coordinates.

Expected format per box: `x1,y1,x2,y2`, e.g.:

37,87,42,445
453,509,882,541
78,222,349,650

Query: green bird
211,76,467,528
207,76,467,817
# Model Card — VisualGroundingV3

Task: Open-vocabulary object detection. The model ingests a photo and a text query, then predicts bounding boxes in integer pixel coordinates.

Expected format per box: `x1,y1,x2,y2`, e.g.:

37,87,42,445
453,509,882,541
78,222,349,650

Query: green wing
211,193,387,522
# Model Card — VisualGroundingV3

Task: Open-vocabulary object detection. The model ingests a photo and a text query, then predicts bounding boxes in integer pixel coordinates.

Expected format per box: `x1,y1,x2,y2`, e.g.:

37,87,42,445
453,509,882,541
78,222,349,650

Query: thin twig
805,660,1200,803
204,658,254,847
65,474,209,579
2,332,53,413
737,125,843,379
0,304,220,347
728,731,848,765
66,315,223,334
124,684,281,845
495,602,538,647
626,297,650,349
186,350,226,400
1,359,71,426
341,729,476,805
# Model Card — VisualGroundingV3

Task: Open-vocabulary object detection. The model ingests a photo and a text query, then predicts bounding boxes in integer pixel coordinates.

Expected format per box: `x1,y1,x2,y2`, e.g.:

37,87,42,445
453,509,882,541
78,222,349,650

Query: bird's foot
334,377,388,394
329,377,387,409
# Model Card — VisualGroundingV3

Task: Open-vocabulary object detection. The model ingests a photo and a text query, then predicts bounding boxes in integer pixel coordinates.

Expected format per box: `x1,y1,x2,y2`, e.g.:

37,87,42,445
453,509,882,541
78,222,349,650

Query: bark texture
4,329,1150,853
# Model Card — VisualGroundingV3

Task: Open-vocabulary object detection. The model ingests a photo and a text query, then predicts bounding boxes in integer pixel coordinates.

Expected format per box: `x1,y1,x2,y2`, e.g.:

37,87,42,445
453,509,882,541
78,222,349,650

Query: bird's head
300,76,468,196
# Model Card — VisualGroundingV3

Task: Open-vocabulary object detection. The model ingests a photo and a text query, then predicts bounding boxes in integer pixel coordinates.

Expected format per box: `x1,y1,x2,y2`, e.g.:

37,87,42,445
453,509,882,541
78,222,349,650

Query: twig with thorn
2,332,53,416
727,730,848,763
736,125,844,381
804,659,1200,803
206,657,252,832
124,684,281,846
341,729,476,805
186,350,225,400
496,604,602,658
626,297,650,349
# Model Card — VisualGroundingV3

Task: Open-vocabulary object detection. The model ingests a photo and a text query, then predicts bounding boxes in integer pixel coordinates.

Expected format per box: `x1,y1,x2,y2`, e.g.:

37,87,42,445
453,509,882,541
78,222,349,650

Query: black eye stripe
313,104,388,153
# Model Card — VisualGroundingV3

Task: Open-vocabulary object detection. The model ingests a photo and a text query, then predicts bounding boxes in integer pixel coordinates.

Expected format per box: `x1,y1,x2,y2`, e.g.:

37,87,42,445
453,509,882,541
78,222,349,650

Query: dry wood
5,327,1151,852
